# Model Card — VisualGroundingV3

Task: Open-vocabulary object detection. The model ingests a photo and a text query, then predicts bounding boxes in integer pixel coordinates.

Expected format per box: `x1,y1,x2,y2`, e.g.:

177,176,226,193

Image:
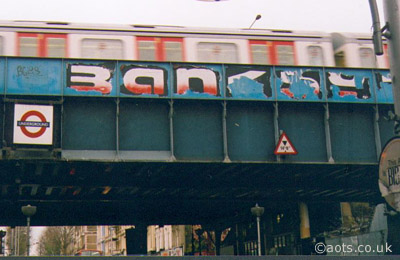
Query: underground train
0,20,389,68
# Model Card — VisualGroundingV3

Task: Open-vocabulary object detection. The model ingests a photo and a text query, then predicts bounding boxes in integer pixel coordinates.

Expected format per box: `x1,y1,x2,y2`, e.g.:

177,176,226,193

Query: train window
18,33,67,57
164,41,183,61
137,37,184,61
81,39,123,59
19,36,38,57
138,40,157,61
307,46,324,66
197,42,238,63
47,38,66,57
276,45,294,65
250,44,270,64
359,47,376,68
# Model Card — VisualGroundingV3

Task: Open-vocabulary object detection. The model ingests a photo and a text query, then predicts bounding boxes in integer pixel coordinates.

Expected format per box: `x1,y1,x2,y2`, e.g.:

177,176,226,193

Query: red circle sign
19,110,48,138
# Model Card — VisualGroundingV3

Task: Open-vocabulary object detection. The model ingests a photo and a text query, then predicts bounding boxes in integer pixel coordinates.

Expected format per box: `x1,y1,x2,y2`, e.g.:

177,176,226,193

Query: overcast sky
0,0,385,33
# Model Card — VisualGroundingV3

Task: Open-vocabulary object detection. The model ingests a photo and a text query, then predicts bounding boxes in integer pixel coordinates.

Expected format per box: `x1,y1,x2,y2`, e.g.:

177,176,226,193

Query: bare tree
37,226,75,256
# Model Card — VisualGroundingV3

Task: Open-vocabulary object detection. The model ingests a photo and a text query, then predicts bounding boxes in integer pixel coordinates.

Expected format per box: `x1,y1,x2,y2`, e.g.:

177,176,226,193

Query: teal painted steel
119,99,170,151
329,103,377,163
7,58,62,95
62,99,116,150
173,100,224,161
226,102,275,161
0,57,395,164
278,103,327,162
0,57,392,103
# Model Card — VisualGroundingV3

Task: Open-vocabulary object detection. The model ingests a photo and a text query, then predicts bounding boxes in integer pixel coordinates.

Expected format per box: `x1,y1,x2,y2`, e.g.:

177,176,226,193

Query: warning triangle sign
274,132,298,155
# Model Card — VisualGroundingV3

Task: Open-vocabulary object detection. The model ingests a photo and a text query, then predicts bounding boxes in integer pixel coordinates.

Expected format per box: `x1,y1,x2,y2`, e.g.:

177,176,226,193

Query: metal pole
384,0,400,119
21,205,36,256
26,217,30,256
369,0,384,55
256,216,261,256
251,204,264,256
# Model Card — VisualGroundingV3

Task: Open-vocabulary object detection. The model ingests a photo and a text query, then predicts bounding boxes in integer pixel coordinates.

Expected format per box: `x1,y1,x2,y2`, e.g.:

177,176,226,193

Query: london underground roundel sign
379,137,400,212
13,104,53,145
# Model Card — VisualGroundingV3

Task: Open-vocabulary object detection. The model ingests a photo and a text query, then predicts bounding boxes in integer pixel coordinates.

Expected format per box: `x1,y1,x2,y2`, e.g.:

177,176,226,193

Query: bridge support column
340,202,355,227
299,202,311,254
299,202,310,239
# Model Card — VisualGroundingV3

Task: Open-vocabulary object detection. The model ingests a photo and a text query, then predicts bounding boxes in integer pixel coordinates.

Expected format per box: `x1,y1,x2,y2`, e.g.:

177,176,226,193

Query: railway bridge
0,57,395,245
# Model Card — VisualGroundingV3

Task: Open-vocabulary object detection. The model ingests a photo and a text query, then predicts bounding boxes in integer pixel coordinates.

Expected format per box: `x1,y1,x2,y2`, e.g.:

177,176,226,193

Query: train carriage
0,20,388,69
331,32,389,68
0,20,336,67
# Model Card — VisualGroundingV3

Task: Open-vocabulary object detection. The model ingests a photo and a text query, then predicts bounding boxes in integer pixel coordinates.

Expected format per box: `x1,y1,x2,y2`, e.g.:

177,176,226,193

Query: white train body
0,20,388,68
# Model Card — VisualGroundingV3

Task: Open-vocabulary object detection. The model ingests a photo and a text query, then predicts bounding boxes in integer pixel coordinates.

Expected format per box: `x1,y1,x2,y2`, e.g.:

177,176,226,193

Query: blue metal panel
326,69,375,103
62,98,116,150
119,62,170,98
173,64,224,99
173,100,223,160
374,70,393,104
64,60,117,97
329,104,377,162
225,65,274,100
119,99,170,151
226,102,275,161
275,67,325,102
7,58,62,95
278,103,327,162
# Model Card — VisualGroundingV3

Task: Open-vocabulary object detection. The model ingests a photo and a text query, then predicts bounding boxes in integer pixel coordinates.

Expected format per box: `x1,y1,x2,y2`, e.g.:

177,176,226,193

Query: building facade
147,225,185,256
73,226,98,254
97,225,133,256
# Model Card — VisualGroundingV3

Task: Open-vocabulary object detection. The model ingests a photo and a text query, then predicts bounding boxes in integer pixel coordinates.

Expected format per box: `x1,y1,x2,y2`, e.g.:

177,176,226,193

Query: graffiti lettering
375,72,392,89
276,69,322,100
226,66,272,99
120,65,167,96
326,72,371,100
61,61,392,102
17,65,42,78
175,67,219,96
227,71,266,85
67,63,114,95
301,71,321,97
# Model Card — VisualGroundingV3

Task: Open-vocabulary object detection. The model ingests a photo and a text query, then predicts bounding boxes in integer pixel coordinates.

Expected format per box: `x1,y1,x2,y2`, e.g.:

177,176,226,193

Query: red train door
249,40,296,65
137,37,184,61
17,33,67,57
271,41,296,65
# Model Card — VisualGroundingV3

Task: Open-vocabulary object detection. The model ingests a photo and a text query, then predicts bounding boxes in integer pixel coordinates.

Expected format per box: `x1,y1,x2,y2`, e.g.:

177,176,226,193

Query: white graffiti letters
69,64,113,95
176,67,219,95
123,68,165,95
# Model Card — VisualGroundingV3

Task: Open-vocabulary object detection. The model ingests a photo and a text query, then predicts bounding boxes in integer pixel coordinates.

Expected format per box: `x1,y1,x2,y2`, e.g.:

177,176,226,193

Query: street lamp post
21,205,36,256
251,203,264,256
249,14,262,29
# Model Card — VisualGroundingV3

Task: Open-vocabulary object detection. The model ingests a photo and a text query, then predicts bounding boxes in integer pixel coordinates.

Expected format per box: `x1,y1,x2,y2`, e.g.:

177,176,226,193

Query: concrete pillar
298,202,310,239
340,202,355,227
